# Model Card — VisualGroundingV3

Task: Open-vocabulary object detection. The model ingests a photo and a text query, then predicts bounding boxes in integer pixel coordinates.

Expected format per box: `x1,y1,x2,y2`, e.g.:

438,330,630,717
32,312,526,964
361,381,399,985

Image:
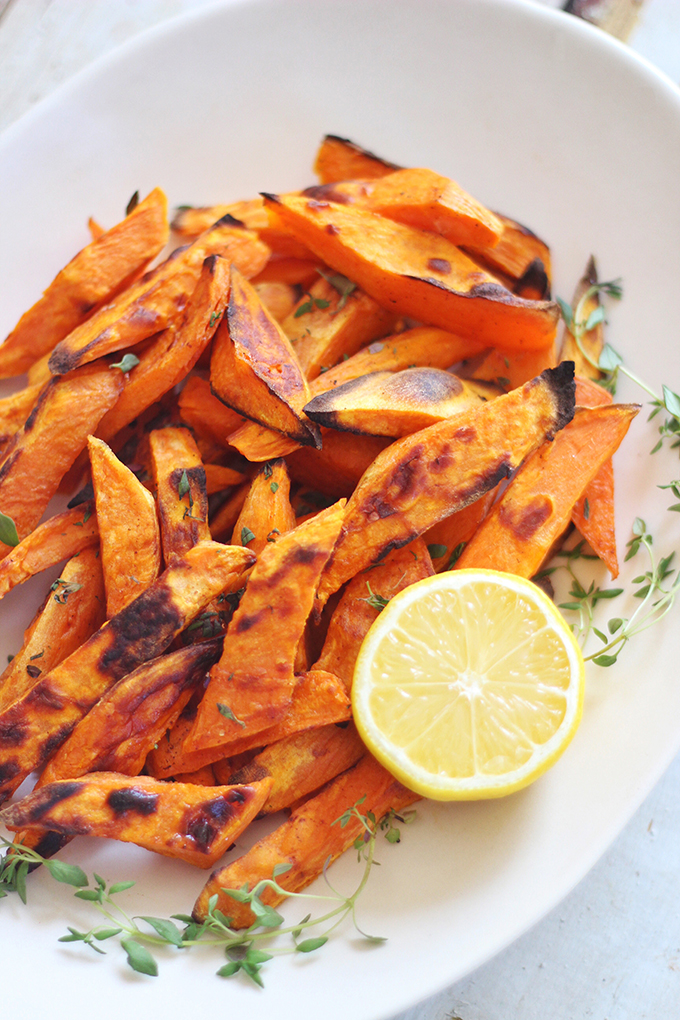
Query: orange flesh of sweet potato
458,341,558,391
282,276,398,380
463,212,552,284
39,638,223,785
210,265,320,446
0,383,43,453
313,539,434,687
0,771,273,869
455,403,639,577
231,459,296,555
264,194,559,352
422,488,498,572
47,218,269,376
203,463,246,495
0,365,123,557
253,281,298,322
185,503,346,751
316,363,576,608
286,428,391,498
0,547,106,714
95,255,232,444
208,481,251,542
178,374,245,447
0,503,98,600
192,753,419,925
172,198,314,260
559,256,604,381
228,721,366,814
147,668,351,777
313,134,401,184
0,188,169,379
88,436,161,616
149,427,211,565
0,541,255,803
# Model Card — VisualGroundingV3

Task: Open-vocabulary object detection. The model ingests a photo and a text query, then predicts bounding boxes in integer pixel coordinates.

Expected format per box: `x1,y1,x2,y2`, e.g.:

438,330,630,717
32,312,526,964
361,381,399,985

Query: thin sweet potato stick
231,458,296,555
0,503,98,600
148,426,210,565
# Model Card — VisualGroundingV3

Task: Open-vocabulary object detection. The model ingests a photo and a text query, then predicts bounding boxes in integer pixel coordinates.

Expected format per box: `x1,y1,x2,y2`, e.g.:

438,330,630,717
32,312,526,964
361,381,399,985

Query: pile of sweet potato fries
0,135,637,925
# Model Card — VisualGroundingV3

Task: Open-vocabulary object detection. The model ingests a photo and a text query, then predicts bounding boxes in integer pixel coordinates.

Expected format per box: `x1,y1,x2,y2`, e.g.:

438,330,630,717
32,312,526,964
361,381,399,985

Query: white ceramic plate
2,2,680,1018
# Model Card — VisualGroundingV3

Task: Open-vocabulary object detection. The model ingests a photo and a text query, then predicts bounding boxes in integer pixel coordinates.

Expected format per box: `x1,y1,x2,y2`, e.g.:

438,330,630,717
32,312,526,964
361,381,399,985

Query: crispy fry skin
0,504,98,600
48,217,268,375
228,721,366,814
314,540,434,687
571,376,619,575
1,772,272,869
0,383,43,454
0,547,106,713
210,264,320,446
0,542,255,803
316,363,576,608
178,375,245,447
39,638,223,785
149,427,210,565
95,254,232,444
0,188,168,378
185,503,346,751
282,276,397,381
147,668,351,777
456,403,639,576
231,459,296,555
88,436,161,615
0,365,123,556
304,367,484,438
193,754,419,925
264,193,559,352
313,134,401,183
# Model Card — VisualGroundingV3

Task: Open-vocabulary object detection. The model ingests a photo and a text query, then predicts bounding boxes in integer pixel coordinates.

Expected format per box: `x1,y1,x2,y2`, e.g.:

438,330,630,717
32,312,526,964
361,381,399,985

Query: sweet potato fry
88,436,161,616
463,212,552,285
0,772,272,869
0,547,105,713
286,429,391,498
559,256,606,381
210,265,321,446
264,193,559,352
203,463,246,495
48,216,268,375
209,481,251,542
0,541,255,803
314,540,434,686
422,489,498,572
0,503,98,600
39,638,223,785
0,383,42,454
282,275,397,380
172,197,314,259
316,363,576,608
94,255,233,444
313,134,401,184
0,188,168,378
304,367,484,437
231,459,296,555
177,375,245,448
193,753,419,925
185,503,346,751
571,375,618,575
253,281,298,322
147,668,351,777
0,365,123,556
456,403,639,576
228,721,366,814
458,341,558,391
149,427,210,564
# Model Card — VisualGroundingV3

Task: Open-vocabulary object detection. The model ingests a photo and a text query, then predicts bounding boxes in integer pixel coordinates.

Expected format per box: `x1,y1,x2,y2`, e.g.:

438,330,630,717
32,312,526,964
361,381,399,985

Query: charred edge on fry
107,786,160,816
539,361,576,437
99,585,184,679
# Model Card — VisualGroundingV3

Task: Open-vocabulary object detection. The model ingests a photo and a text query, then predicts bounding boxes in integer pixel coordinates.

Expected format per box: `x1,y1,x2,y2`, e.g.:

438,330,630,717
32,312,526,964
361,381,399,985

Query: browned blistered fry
0,365,123,557
39,638,223,785
210,264,321,447
48,217,269,376
231,459,296,555
0,188,169,379
228,721,366,814
193,754,419,925
456,402,639,577
0,547,105,713
95,255,232,444
0,772,273,869
185,503,346,752
149,427,210,565
314,540,434,687
0,541,255,804
315,363,576,609
0,383,43,454
88,436,161,616
282,275,397,380
264,193,559,352
0,503,98,600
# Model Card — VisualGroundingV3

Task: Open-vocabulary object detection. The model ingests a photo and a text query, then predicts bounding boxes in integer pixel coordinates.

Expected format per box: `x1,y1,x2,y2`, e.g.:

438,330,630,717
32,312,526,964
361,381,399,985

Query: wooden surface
1,2,680,1018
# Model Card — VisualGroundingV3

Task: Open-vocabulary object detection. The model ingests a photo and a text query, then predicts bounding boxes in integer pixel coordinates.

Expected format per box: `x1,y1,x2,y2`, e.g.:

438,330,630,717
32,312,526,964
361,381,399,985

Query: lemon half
352,569,585,800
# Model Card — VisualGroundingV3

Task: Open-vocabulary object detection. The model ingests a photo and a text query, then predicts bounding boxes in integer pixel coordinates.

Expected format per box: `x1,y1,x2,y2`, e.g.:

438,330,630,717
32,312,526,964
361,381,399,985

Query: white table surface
1,2,679,1018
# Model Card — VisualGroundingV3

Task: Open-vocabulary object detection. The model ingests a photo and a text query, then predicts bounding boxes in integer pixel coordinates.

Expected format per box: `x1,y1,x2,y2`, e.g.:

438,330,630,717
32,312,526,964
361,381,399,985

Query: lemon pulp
351,569,585,800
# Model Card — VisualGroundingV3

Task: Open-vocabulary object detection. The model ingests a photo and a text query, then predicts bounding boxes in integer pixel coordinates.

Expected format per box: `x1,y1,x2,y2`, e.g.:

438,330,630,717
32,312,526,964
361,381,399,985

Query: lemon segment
351,569,585,800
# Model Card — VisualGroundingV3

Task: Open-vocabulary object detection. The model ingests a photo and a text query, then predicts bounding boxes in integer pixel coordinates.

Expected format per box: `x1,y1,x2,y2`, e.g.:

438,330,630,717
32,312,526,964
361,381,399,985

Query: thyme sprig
0,801,411,984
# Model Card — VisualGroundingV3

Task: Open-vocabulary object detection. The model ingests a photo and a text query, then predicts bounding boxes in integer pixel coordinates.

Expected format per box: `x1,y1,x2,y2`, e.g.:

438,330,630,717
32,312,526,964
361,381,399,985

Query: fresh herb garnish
240,526,256,546
315,269,357,313
0,510,19,548
361,582,390,612
110,353,140,373
125,191,140,216
216,703,246,727
50,579,83,604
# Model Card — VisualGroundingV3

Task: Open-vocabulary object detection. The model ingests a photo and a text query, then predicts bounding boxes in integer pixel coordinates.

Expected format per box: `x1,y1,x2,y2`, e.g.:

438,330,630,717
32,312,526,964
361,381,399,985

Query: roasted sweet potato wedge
463,212,552,285
231,459,296,555
149,427,210,565
0,772,272,868
313,134,401,184
422,489,498,571
264,193,559,352
0,383,43,454
0,188,168,378
0,503,98,600
559,256,605,381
